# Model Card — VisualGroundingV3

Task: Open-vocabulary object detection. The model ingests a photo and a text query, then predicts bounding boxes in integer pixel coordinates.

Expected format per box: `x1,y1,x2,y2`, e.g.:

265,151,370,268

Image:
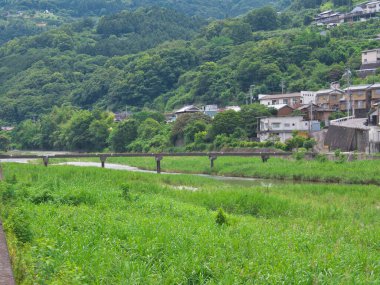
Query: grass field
0,163,379,284
50,156,380,185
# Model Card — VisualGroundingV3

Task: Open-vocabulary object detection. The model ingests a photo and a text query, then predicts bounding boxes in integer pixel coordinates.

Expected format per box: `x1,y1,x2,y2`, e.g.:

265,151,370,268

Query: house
259,91,316,109
301,91,317,105
259,93,303,108
363,1,380,13
258,116,320,143
294,103,333,123
271,104,294,116
340,84,372,117
0,126,14,132
358,48,380,77
339,83,380,117
174,105,201,116
369,105,380,125
315,88,345,110
368,83,380,107
218,106,241,112
113,111,130,122
202,105,218,118
314,10,344,25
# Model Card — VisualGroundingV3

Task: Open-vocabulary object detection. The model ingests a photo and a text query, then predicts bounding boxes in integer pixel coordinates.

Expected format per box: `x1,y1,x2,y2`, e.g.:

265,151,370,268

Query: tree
184,120,208,144
170,113,211,146
61,110,95,151
240,104,273,138
210,110,242,138
137,118,161,140
245,6,278,32
109,119,138,152
0,133,10,151
12,120,42,150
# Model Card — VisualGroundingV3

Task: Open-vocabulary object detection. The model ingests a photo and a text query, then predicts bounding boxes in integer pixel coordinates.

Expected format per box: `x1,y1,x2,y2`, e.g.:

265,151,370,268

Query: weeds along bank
66,156,380,185
0,164,379,284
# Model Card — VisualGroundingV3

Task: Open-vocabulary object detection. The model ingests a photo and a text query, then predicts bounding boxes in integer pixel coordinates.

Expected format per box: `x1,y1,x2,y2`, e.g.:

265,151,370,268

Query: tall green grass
0,163,379,284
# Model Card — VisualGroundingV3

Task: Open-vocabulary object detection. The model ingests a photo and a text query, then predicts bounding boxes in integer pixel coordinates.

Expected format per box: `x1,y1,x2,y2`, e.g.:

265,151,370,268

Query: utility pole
247,84,255,105
343,68,353,117
280,79,286,95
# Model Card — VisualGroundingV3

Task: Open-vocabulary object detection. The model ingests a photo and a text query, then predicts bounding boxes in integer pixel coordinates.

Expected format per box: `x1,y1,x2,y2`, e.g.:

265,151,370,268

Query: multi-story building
314,10,344,25
259,93,302,108
339,84,380,117
315,88,345,110
258,116,320,143
259,91,316,109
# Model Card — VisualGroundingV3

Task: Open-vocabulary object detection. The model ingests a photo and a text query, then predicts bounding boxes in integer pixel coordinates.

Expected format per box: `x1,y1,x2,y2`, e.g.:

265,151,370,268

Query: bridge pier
209,155,217,168
155,156,163,174
100,155,107,168
261,154,270,163
43,156,49,167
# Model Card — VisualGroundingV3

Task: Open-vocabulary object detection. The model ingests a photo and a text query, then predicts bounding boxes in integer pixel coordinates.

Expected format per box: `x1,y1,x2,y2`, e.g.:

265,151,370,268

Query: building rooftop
270,104,293,110
175,105,201,114
259,93,301,100
362,48,380,53
316,88,345,95
344,84,372,91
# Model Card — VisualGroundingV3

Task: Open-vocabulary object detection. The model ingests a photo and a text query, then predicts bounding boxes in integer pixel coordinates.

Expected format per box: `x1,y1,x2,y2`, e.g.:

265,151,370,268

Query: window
284,123,290,127
283,99,288,104
272,100,277,104
271,123,281,129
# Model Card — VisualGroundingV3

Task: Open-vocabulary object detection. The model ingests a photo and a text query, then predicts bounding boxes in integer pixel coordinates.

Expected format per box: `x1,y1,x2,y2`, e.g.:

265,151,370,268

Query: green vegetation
1,2,379,124
0,163,379,283
8,104,317,153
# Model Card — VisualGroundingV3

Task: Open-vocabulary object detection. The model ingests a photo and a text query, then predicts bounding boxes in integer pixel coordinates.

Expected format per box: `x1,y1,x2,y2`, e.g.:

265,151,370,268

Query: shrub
215,208,228,226
293,148,307,161
334,149,346,164
315,153,328,163
7,208,33,243
120,183,131,200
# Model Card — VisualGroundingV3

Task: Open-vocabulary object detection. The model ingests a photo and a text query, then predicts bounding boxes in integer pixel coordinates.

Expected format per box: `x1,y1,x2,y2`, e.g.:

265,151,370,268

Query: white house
301,91,317,105
364,1,380,13
203,105,218,118
259,93,302,108
362,48,380,65
258,116,320,143
259,91,316,108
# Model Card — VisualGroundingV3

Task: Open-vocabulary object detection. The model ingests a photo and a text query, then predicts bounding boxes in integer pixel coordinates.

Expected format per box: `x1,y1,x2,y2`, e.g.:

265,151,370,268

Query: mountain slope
0,3,379,124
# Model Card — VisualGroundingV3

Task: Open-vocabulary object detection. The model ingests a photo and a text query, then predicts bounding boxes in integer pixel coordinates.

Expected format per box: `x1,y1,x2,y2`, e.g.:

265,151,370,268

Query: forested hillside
0,0,283,18
0,2,380,125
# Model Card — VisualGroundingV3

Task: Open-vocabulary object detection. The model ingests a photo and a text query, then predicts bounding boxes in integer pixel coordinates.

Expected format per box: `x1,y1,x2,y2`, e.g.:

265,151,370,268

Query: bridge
0,151,301,174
